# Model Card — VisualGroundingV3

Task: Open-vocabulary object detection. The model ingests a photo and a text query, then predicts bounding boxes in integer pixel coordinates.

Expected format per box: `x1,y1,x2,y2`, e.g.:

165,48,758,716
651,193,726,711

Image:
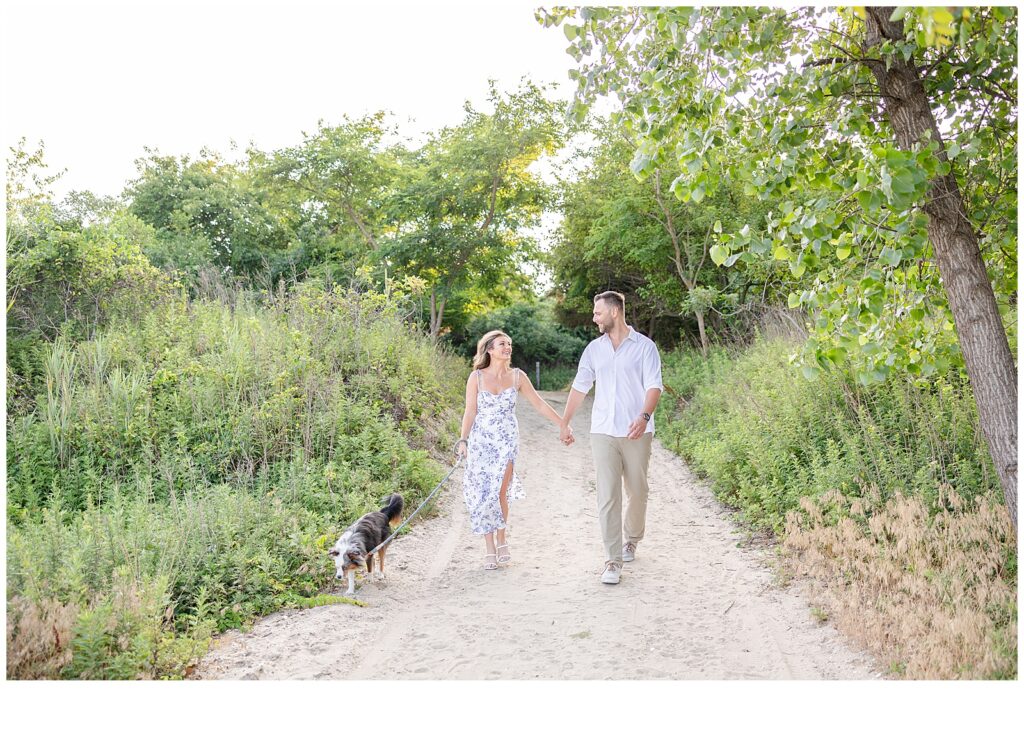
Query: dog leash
365,455,464,557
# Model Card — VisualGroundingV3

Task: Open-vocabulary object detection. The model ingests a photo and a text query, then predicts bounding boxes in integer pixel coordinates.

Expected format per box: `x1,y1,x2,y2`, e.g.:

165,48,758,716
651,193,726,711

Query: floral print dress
463,368,525,535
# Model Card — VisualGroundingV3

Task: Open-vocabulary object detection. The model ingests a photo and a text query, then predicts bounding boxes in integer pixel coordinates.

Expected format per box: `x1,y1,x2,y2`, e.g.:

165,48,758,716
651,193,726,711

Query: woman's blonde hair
472,330,511,370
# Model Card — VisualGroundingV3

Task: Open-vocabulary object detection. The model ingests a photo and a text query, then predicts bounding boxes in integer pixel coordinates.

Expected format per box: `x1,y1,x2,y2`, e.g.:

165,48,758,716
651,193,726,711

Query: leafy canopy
538,6,1017,383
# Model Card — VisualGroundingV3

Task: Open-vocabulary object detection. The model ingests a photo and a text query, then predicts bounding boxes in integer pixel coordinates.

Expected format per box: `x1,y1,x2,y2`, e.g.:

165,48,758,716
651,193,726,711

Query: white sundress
463,368,525,535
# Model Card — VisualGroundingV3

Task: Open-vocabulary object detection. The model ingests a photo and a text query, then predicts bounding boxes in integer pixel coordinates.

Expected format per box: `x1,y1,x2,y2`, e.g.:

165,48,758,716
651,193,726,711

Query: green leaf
749,235,770,255
709,243,729,266
879,247,902,267
836,245,852,260
826,347,847,364
788,292,801,309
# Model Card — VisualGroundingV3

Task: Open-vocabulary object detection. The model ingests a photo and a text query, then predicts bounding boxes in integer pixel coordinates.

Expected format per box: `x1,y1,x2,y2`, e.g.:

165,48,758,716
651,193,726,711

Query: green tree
554,121,772,351
7,141,170,346
540,6,1018,527
464,300,586,368
384,81,565,339
126,149,292,279
254,113,403,274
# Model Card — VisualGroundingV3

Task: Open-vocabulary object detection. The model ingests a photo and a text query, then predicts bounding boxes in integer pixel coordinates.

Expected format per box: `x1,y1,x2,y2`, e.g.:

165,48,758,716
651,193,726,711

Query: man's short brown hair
594,290,625,314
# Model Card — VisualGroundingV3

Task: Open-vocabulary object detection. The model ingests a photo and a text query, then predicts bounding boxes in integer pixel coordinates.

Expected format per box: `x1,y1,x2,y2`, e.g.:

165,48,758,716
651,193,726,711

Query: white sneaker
601,562,622,585
622,542,637,562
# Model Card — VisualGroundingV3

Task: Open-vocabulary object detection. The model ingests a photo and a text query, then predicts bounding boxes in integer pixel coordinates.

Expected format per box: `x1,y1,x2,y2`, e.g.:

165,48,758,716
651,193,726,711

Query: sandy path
195,392,879,680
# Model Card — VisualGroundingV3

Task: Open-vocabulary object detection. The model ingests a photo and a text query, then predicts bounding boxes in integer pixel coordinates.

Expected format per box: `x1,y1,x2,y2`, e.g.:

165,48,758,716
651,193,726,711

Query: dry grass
783,485,1017,679
6,596,78,679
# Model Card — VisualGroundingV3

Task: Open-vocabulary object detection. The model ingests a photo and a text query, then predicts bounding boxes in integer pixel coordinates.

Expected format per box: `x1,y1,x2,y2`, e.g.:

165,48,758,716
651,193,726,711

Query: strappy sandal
483,553,498,570
496,543,511,564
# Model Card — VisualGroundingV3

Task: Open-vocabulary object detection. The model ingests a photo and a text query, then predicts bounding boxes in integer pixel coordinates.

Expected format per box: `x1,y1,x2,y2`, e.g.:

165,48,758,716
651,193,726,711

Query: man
561,291,663,585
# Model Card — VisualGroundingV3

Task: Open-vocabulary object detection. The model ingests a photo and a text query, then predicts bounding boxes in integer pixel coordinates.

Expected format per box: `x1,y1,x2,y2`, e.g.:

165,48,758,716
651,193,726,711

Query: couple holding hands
456,291,663,585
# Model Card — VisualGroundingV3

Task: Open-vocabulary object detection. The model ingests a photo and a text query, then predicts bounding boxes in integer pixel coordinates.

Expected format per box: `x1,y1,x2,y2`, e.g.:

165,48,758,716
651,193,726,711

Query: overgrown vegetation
6,283,464,679
7,6,1016,682
462,300,586,389
657,332,1017,678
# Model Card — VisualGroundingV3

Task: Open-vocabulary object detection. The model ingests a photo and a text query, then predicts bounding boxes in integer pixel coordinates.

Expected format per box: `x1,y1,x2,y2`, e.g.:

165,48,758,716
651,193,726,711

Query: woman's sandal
483,554,498,571
496,543,511,564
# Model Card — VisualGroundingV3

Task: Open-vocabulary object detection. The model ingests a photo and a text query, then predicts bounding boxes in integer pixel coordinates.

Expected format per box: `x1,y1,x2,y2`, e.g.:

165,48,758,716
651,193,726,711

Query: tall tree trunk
695,309,708,357
428,290,447,341
864,8,1018,529
340,200,379,251
653,168,712,356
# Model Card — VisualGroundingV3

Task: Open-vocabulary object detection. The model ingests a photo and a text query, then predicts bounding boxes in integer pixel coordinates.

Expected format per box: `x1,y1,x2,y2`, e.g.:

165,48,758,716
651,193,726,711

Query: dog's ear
328,548,339,558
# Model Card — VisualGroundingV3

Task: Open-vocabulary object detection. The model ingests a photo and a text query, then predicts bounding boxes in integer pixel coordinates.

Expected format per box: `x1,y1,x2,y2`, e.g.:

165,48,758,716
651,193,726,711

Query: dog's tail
380,493,403,524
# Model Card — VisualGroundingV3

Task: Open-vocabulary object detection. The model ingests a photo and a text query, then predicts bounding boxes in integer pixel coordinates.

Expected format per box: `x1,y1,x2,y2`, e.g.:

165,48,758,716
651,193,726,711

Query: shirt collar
599,326,637,344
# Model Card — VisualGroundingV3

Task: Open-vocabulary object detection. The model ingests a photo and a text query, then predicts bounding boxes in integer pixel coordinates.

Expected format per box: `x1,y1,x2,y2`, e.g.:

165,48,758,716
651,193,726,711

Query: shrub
7,283,466,678
785,486,1016,679
6,596,77,679
657,335,1015,678
658,338,1000,533
463,300,587,369
7,283,462,516
6,208,174,344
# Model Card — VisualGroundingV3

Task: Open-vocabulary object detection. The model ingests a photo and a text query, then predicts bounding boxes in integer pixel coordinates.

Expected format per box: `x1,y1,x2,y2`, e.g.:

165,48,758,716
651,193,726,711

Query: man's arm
560,388,587,444
626,342,664,440
561,345,594,444
562,387,588,426
625,387,662,440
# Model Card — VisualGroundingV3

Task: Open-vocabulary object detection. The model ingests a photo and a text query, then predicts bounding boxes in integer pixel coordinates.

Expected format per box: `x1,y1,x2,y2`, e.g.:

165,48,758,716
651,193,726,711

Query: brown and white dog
329,493,404,595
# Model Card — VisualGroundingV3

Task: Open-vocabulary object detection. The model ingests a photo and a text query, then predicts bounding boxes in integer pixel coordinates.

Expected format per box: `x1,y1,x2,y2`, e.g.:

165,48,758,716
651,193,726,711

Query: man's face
592,300,616,333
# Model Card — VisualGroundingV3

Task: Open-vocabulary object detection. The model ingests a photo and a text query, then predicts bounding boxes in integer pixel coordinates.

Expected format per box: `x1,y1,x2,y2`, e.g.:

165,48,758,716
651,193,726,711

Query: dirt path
195,392,879,680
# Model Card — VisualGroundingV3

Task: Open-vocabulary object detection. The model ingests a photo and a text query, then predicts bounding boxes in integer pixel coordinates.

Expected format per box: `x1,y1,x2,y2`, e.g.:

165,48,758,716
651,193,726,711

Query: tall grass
785,487,1016,679
657,337,1017,679
7,282,466,678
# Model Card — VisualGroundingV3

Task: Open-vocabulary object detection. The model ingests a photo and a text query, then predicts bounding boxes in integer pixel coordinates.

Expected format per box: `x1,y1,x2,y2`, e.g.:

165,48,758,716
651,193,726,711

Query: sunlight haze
2,0,575,199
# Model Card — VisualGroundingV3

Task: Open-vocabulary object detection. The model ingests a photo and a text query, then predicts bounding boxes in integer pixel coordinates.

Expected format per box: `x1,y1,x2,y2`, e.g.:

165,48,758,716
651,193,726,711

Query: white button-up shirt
571,326,664,437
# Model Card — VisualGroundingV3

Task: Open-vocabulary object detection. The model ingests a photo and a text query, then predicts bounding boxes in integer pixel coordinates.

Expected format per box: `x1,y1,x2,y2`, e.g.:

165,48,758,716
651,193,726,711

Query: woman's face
487,335,513,363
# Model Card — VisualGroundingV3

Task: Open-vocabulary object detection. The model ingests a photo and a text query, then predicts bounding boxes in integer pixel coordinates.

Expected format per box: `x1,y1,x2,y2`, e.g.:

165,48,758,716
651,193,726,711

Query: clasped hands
559,421,575,446
560,414,646,445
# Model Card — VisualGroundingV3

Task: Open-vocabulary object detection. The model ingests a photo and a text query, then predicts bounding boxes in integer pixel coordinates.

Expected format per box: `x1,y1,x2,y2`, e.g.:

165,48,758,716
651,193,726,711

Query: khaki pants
590,433,653,564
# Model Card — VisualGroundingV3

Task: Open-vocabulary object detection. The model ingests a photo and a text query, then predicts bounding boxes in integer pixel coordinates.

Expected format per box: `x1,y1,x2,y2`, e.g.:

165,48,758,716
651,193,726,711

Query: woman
456,330,569,570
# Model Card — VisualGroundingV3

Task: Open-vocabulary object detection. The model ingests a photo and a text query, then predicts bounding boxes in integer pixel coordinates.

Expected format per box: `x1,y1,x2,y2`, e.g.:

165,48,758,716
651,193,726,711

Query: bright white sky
1,0,577,200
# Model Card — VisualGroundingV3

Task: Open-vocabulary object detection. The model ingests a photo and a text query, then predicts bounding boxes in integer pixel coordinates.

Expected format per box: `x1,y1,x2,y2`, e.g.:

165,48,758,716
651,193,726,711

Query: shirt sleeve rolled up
643,342,664,393
571,343,595,395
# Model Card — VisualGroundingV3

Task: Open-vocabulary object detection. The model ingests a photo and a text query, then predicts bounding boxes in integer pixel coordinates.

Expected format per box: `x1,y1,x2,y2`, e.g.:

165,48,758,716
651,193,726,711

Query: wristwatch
641,412,651,421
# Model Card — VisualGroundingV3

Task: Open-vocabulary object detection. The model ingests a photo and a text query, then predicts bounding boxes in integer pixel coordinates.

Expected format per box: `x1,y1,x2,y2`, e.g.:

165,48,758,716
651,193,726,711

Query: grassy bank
6,283,465,679
656,338,1017,679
